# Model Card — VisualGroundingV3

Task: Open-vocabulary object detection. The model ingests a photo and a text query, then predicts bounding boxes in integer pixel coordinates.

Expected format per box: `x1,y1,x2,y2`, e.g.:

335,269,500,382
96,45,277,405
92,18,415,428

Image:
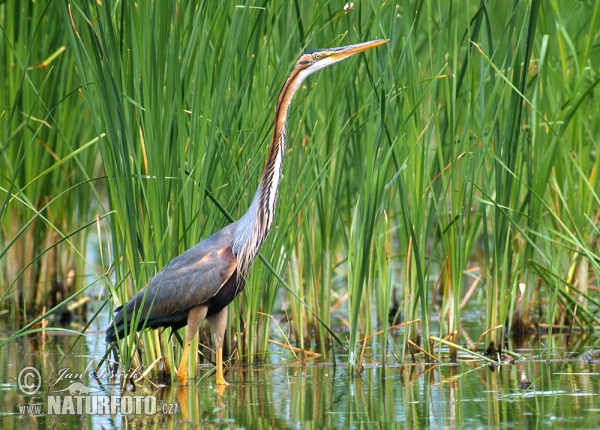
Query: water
1,308,599,428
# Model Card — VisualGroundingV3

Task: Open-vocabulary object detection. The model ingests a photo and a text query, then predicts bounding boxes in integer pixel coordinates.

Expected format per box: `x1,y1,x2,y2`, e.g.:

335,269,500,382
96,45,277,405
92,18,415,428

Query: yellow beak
329,39,389,61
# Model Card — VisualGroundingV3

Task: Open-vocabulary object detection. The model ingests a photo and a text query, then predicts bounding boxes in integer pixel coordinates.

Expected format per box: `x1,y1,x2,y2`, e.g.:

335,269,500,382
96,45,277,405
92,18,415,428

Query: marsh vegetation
1,0,600,426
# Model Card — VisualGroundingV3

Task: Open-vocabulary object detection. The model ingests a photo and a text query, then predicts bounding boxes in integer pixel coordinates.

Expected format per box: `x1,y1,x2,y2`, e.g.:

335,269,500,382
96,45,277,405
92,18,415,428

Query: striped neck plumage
229,39,388,277
232,66,311,277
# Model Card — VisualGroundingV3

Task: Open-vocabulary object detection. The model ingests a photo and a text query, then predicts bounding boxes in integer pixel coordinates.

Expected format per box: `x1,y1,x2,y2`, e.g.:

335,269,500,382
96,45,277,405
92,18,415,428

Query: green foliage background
1,0,599,377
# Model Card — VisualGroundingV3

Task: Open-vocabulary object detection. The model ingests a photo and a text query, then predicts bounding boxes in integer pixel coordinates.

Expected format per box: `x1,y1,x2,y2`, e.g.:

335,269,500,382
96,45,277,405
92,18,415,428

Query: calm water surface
1,310,599,429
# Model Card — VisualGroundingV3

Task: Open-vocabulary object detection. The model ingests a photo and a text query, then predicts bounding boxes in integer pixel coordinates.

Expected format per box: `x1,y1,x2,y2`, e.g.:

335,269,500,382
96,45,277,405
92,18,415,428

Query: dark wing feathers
106,222,239,342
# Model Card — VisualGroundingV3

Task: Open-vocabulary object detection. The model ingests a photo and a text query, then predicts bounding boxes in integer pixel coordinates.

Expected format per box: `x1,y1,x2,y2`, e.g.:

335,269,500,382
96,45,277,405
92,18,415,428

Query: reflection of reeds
3,0,599,382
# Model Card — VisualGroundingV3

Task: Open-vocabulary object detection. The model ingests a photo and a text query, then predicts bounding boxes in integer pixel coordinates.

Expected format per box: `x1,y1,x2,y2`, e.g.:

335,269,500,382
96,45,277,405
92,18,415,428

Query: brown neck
232,65,309,276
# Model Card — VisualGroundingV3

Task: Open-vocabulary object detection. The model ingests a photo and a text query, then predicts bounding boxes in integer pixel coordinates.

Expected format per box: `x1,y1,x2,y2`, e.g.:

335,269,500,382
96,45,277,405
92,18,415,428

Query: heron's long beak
329,39,389,61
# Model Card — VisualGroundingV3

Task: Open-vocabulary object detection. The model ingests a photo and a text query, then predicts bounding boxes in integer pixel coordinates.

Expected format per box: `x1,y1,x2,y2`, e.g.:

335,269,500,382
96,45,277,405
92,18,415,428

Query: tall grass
2,0,599,382
0,1,100,324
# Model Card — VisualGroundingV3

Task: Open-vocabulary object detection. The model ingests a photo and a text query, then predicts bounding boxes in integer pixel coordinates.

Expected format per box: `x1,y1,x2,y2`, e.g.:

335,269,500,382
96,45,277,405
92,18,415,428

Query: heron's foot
215,370,229,386
176,368,189,386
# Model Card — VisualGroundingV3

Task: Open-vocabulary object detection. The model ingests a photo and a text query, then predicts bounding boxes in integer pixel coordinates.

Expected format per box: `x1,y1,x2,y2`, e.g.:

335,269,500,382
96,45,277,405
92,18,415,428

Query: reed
3,0,598,381
0,0,100,323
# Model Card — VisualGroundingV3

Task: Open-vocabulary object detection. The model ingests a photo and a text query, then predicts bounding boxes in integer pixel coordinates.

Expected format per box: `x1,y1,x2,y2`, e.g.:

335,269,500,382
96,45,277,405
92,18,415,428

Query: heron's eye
314,52,322,60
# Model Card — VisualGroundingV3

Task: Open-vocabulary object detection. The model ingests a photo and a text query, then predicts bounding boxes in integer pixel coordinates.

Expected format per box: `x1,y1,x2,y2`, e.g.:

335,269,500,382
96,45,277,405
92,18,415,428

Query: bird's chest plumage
206,271,245,317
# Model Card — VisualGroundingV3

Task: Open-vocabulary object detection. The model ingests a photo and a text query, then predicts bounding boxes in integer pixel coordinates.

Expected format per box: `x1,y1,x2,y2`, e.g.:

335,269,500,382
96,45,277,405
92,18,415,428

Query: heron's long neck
233,68,307,276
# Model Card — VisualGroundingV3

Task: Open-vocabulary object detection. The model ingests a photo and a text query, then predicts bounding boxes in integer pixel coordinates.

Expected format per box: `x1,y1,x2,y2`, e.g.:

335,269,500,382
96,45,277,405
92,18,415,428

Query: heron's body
106,220,241,341
107,39,387,386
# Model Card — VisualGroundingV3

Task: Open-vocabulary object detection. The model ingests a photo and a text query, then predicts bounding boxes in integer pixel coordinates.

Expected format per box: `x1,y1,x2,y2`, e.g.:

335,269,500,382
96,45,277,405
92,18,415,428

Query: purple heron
106,39,388,385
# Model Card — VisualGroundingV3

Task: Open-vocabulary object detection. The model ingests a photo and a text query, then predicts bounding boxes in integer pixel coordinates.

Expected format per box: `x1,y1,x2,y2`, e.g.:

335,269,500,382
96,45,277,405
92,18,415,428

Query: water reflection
1,328,599,428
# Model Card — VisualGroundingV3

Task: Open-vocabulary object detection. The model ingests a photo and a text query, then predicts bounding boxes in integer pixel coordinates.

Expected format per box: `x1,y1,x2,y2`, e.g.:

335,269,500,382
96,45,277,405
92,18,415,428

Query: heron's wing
147,245,237,315
113,223,239,329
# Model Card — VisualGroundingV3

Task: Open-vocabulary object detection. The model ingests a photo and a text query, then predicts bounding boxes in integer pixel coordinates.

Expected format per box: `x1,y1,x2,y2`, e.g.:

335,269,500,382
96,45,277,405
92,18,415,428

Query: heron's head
294,39,388,78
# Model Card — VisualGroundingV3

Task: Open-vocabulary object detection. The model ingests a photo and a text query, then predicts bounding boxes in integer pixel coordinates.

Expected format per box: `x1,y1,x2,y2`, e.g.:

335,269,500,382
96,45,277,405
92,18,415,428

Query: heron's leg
176,304,208,385
207,307,229,385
